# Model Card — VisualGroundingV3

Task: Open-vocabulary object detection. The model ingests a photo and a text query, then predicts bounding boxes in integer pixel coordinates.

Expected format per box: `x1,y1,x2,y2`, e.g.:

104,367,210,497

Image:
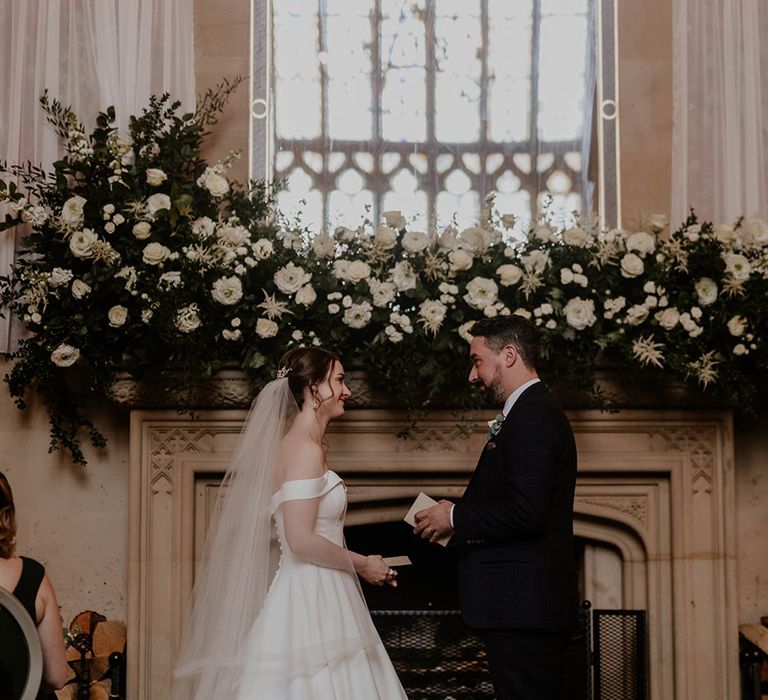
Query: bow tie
486,413,505,440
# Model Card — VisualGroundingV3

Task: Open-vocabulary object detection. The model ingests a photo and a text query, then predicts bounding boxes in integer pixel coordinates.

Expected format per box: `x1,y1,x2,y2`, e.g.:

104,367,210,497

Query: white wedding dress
235,470,408,699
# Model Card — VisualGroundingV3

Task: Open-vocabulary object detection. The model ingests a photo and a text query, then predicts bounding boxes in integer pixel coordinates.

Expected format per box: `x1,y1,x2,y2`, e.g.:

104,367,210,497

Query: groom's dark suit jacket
451,382,578,633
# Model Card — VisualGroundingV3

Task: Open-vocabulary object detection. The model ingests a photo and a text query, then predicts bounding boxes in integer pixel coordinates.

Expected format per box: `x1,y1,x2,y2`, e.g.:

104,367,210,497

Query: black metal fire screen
371,610,494,699
592,609,648,700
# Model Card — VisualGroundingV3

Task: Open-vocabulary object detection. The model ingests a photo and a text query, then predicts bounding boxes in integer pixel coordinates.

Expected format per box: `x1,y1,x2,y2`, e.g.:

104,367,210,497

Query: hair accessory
276,366,292,380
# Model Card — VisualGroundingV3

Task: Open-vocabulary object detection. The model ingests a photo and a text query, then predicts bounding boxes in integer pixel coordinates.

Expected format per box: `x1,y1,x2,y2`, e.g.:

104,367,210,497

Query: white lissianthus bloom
656,307,680,330
108,305,128,328
522,249,550,273
328,303,341,314
385,325,404,343
197,167,229,198
402,231,430,253
603,296,626,319
141,309,153,324
158,271,182,288
51,343,80,367
343,301,373,329
146,193,171,219
563,297,596,330
368,279,397,307
176,305,202,333
626,231,656,256
383,210,406,229
625,304,650,326
252,239,274,260
142,242,170,266
60,195,86,226
647,214,668,233
295,285,317,307
458,226,494,253
222,329,242,341
333,260,350,280
69,228,99,258
212,276,244,305
448,248,473,272
437,227,459,251
254,317,277,338
334,226,357,242
49,268,73,287
694,277,718,306
146,168,167,186
496,264,523,287
727,315,747,336
513,308,532,320
563,225,589,247
722,253,751,281
457,320,475,343
115,266,138,290
391,261,417,290
419,299,448,334
274,262,312,295
545,319,557,330
464,277,499,310
733,343,748,355
71,280,91,299
713,224,735,245
620,253,644,278
560,268,574,284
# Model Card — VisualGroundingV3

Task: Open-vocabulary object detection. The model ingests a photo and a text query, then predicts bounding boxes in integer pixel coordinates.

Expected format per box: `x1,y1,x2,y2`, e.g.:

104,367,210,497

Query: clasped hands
413,499,454,544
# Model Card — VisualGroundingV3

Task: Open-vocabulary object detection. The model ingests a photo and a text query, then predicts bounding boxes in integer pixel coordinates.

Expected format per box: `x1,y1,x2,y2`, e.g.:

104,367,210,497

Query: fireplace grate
371,610,495,699
591,609,648,700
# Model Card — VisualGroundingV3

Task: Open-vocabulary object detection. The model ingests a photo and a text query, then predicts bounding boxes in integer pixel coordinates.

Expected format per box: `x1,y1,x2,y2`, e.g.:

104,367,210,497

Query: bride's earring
312,397,320,410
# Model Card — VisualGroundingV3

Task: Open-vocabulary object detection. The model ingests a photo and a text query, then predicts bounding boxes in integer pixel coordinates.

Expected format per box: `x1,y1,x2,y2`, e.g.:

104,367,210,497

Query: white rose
694,277,718,306
108,305,128,328
252,239,274,260
457,320,475,343
382,211,406,229
532,223,555,243
296,284,317,307
217,224,249,247
727,315,746,337
334,226,357,242
146,168,167,186
142,242,171,266
679,312,695,332
274,262,311,294
740,217,768,245
345,260,372,284
448,248,473,272
210,276,242,305
368,279,397,307
401,231,430,253
146,193,171,218
626,231,656,256
625,304,650,326
254,317,277,337
384,325,404,343
563,226,589,247
458,226,493,253
311,233,335,258
713,224,735,245
522,249,550,273
733,343,747,355
620,253,644,278
332,260,350,280
191,217,215,238
71,280,91,299
656,307,680,330
198,168,230,198
343,301,373,329
647,214,668,232
563,297,596,330
573,273,588,287
50,343,80,367
391,261,417,290
496,264,523,287
175,304,201,333
328,303,341,314
69,228,99,258
437,227,459,250
61,196,86,226
560,268,574,285
104,222,116,234
374,225,398,250
132,221,152,239
722,253,751,280
464,277,499,309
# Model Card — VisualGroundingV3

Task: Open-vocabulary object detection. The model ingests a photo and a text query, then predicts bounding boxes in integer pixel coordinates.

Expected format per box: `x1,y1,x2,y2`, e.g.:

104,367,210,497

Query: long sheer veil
171,378,298,700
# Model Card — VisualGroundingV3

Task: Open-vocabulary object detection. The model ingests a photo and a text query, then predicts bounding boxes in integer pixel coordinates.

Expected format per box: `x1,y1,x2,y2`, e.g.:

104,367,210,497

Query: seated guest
0,471,72,699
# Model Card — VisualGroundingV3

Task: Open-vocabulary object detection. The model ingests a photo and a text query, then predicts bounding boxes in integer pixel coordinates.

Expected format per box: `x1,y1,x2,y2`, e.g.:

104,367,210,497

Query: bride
172,347,407,699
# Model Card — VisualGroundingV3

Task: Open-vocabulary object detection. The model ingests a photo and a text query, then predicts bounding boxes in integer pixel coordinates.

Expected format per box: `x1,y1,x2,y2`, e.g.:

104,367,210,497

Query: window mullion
372,0,382,224
318,0,330,228
529,0,542,218
425,2,437,233
479,0,490,201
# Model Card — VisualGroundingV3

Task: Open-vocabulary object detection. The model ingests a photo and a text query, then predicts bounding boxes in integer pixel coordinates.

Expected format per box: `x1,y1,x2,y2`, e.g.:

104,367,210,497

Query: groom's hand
414,500,454,543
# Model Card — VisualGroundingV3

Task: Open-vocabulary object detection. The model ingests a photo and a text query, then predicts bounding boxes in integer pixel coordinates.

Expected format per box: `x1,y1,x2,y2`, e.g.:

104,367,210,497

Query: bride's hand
359,555,398,587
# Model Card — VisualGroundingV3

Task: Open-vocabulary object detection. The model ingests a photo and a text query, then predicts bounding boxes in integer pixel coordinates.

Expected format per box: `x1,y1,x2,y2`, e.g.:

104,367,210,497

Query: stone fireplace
127,403,739,699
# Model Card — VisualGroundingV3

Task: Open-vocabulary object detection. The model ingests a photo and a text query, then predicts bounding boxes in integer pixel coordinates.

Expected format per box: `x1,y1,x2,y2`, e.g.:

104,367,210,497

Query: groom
414,315,578,699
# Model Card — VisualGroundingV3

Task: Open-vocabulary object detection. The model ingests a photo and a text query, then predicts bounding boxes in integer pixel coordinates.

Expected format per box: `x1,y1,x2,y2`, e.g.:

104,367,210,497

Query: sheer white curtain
671,0,768,225
0,0,195,350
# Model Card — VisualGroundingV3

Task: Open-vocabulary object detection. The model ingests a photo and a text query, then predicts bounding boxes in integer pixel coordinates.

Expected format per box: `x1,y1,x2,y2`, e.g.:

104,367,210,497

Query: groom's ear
501,344,518,367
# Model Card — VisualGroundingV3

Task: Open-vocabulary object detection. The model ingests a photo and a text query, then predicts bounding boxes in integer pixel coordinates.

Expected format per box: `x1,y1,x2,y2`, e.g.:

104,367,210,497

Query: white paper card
383,555,412,567
404,492,451,546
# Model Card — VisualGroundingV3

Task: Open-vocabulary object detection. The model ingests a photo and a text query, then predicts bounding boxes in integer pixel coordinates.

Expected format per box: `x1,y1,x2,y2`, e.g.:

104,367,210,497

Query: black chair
0,585,43,700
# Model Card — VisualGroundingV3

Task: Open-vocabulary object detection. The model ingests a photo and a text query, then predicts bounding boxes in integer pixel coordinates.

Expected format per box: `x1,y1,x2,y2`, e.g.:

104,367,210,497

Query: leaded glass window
256,0,598,231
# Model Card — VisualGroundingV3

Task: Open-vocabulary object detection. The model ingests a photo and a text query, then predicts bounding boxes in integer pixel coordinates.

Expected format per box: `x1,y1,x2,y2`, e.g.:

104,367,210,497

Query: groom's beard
482,366,505,405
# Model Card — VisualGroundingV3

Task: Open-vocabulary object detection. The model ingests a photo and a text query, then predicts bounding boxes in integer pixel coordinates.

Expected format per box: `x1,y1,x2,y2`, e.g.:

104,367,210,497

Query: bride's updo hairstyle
0,471,17,558
278,347,341,409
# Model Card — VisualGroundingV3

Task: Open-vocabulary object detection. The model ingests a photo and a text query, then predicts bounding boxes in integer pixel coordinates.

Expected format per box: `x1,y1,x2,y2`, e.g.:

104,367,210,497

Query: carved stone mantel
128,407,739,700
